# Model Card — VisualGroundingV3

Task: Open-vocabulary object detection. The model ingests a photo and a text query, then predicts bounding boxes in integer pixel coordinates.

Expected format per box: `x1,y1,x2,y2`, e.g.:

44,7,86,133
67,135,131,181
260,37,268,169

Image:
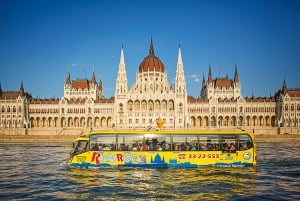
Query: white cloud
190,74,198,78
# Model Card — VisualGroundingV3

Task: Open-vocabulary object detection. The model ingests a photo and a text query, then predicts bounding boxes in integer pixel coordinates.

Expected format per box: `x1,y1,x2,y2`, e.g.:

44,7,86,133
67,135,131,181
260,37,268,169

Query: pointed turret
201,73,206,90
91,67,96,84
234,65,239,83
66,71,71,85
19,81,25,97
174,45,186,89
208,64,213,83
174,45,188,128
115,46,128,97
282,78,287,95
149,37,155,56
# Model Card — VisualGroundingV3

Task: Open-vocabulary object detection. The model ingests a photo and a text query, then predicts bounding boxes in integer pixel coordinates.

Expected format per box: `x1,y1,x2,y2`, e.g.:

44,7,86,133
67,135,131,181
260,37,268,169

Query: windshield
71,140,89,156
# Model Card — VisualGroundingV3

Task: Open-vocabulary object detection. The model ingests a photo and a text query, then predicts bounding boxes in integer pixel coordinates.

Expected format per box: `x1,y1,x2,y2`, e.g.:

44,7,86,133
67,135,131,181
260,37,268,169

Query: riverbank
0,133,300,144
0,134,76,144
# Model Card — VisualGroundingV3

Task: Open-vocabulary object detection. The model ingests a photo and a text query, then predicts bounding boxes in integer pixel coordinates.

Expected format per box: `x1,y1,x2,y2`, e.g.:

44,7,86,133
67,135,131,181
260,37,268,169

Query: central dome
138,39,165,73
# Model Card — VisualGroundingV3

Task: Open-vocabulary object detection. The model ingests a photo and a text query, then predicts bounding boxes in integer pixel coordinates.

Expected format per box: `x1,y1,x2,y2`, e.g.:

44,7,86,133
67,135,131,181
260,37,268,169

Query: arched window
119,103,123,112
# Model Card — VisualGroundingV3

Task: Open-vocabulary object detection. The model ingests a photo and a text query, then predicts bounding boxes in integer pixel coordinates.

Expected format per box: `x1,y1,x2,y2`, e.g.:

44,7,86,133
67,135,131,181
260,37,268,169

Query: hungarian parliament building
1,39,300,134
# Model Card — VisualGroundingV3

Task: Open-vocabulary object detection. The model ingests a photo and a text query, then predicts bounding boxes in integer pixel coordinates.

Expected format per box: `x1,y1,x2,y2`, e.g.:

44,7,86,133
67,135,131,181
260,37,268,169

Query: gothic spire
282,78,287,94
149,36,155,56
201,73,206,90
66,70,71,85
208,64,213,83
234,65,239,83
115,45,128,97
91,66,96,84
19,81,25,97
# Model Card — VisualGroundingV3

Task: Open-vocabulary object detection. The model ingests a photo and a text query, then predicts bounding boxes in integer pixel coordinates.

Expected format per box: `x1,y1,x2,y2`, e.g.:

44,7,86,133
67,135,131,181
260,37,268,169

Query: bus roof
78,130,254,139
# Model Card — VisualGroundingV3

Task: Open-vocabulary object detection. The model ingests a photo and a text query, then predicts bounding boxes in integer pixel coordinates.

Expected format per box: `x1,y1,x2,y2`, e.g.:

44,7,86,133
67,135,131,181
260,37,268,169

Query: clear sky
1,0,299,99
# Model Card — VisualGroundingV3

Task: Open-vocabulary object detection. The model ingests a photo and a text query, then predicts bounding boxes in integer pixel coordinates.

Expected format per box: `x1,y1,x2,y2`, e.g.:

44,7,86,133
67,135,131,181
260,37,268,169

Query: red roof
214,78,232,88
72,80,89,90
287,89,300,97
2,92,19,99
139,55,164,73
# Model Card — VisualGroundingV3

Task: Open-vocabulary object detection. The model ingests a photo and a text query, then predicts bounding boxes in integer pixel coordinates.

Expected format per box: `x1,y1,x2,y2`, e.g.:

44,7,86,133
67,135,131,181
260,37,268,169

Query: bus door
220,135,238,164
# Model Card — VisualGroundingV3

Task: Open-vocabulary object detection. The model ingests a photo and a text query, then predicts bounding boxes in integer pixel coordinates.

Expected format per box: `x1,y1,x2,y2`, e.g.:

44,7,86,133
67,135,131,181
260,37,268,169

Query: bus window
172,134,198,151
199,135,220,151
117,134,144,151
144,134,171,151
221,135,237,153
239,134,253,151
90,134,116,151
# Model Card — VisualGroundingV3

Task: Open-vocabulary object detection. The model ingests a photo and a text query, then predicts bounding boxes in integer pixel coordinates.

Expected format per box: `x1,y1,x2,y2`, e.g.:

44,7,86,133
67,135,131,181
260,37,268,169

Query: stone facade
0,39,299,133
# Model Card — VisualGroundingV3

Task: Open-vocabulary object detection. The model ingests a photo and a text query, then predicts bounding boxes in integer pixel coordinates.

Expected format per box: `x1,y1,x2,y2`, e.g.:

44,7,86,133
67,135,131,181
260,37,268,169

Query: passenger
156,144,163,151
132,143,138,151
222,143,229,152
143,143,149,151
102,144,111,150
174,144,180,151
229,143,236,153
190,143,197,151
165,143,171,151
118,143,125,151
179,143,185,151
185,143,191,151
240,142,248,150
91,143,99,151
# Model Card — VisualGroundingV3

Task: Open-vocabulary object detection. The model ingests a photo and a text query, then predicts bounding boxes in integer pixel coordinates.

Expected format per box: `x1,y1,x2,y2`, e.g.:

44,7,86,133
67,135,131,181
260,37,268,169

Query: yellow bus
67,130,257,168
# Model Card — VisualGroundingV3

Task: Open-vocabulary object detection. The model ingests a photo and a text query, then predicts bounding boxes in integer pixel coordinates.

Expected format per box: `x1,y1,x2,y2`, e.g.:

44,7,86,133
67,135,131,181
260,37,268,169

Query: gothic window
239,106,243,113
142,101,147,110
285,104,289,111
179,103,183,111
155,101,160,110
2,106,5,113
7,106,10,113
291,104,294,111
119,103,123,112
211,106,215,113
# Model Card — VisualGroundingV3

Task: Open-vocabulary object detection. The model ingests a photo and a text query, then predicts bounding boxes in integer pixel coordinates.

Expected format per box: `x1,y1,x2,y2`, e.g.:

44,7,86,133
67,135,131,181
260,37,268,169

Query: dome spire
149,36,155,56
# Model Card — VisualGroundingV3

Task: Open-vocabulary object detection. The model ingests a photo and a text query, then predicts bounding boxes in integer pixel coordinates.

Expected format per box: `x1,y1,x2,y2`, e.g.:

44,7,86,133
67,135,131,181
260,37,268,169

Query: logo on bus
243,152,251,160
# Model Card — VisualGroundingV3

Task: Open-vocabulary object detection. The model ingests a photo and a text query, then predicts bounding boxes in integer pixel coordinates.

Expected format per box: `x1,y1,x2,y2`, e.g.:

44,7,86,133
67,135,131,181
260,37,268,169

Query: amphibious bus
67,130,256,168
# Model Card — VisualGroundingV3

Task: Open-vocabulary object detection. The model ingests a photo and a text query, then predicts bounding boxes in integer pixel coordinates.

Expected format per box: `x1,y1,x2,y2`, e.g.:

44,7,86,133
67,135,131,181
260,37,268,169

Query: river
0,142,299,200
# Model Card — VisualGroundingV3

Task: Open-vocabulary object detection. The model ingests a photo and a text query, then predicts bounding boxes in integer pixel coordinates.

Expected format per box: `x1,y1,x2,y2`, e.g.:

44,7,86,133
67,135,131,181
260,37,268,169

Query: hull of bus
67,149,256,168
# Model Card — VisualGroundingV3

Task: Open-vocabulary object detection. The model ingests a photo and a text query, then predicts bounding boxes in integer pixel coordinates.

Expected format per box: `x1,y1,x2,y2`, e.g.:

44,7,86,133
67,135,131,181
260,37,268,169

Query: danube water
0,142,299,201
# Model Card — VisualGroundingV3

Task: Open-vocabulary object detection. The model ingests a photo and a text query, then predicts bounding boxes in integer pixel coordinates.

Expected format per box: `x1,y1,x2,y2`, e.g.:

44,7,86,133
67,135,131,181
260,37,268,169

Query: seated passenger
165,143,171,151
132,143,138,151
91,143,99,151
240,142,248,150
174,144,180,151
102,144,111,150
118,143,125,151
190,143,197,151
156,144,163,151
229,143,236,153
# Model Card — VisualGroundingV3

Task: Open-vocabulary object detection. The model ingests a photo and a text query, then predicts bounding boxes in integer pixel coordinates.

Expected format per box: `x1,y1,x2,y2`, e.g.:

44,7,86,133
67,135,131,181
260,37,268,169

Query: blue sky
0,0,299,99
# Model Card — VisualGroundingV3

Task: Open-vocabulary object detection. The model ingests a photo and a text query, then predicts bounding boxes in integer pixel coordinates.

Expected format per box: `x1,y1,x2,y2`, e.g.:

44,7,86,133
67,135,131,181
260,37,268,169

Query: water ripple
0,143,300,200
